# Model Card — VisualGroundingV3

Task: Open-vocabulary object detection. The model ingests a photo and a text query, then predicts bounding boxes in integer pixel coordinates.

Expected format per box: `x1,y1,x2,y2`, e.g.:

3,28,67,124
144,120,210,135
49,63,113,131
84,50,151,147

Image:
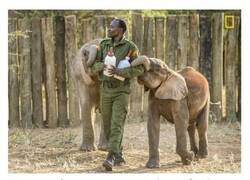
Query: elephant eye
83,50,89,57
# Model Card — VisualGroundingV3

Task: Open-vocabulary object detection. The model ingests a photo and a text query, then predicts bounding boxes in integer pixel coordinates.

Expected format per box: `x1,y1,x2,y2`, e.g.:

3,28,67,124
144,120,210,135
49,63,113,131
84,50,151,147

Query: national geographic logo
224,15,235,29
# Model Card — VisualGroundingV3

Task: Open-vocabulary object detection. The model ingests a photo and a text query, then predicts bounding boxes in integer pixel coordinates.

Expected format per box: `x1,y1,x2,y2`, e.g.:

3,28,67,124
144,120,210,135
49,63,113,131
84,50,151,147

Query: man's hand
104,65,120,76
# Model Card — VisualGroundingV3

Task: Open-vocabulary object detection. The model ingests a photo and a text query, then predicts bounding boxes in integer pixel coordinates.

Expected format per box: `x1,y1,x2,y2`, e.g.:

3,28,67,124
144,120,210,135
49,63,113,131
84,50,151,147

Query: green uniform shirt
91,37,144,92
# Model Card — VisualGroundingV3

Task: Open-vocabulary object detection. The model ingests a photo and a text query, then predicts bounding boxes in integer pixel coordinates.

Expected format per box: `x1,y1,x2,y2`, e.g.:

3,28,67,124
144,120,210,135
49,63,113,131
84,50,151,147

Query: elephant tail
197,94,210,126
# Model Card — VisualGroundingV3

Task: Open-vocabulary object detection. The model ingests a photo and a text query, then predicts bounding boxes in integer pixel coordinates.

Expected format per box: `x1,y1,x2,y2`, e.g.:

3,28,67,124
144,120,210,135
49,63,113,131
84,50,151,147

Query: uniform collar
107,36,126,47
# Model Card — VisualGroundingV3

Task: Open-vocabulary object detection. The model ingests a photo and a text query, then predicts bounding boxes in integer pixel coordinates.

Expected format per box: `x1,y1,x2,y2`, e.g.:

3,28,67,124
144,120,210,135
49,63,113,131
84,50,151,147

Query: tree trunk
199,15,212,89
82,18,94,44
31,18,44,127
8,18,20,128
41,17,57,128
224,16,239,122
55,16,68,127
131,13,144,119
95,16,106,38
177,15,189,69
188,14,200,70
143,17,154,57
166,15,177,70
155,17,165,61
211,13,224,122
65,15,80,126
18,18,33,128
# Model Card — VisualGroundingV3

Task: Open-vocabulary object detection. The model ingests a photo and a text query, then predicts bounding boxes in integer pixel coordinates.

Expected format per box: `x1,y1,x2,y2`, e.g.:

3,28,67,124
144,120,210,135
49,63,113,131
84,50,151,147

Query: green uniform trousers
100,85,129,153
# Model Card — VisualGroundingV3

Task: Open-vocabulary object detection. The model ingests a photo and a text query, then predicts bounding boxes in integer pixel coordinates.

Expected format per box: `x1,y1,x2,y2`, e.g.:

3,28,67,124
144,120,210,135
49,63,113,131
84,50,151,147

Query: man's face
108,20,123,38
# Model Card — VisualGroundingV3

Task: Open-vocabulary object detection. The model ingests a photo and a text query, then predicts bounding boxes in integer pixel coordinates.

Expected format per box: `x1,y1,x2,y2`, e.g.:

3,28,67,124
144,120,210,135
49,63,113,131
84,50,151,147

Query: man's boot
103,152,115,171
114,152,126,166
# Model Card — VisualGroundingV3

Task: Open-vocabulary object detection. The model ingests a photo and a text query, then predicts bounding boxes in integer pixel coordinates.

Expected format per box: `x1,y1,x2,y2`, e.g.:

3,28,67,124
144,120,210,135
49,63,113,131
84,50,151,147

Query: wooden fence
8,12,241,128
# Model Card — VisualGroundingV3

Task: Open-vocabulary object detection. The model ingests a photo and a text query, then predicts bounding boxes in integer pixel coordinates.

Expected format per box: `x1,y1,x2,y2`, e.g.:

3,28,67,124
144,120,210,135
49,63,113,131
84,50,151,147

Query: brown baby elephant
70,39,107,151
131,56,210,168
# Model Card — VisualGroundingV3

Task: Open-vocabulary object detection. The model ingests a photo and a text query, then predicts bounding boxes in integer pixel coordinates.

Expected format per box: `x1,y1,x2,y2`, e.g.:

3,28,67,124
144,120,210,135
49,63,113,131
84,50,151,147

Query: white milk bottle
103,47,116,77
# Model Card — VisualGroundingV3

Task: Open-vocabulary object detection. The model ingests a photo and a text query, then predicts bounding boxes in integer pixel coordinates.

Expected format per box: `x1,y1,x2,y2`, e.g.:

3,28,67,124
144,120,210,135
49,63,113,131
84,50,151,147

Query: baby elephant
131,56,210,168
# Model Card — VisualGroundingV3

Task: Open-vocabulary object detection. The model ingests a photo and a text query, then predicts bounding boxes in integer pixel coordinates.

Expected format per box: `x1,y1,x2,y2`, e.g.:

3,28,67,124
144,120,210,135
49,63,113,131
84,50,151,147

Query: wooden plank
155,17,165,61
224,16,239,122
177,15,189,69
131,13,144,119
31,17,44,127
211,13,224,122
8,18,20,128
18,18,33,128
143,17,154,57
199,15,212,88
95,16,106,38
82,18,94,44
65,15,80,126
236,16,241,121
165,15,177,70
41,17,57,128
141,16,154,120
55,16,68,127
188,14,200,70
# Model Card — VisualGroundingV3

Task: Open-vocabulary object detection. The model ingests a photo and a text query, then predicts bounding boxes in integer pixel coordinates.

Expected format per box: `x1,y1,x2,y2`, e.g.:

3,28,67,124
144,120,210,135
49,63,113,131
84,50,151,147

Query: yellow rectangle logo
225,15,235,29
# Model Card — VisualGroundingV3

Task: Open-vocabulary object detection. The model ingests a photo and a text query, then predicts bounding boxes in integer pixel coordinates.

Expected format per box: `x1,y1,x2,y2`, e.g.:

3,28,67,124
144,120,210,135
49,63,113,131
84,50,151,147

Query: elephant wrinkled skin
131,56,210,167
70,39,107,151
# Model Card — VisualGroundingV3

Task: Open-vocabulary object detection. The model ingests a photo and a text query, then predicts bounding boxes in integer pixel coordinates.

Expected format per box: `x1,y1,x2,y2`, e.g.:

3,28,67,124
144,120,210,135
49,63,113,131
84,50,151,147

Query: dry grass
8,121,241,173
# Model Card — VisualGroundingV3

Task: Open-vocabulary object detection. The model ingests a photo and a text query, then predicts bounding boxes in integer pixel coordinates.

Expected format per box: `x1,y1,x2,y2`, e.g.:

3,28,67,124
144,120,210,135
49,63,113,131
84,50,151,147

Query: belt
103,80,129,89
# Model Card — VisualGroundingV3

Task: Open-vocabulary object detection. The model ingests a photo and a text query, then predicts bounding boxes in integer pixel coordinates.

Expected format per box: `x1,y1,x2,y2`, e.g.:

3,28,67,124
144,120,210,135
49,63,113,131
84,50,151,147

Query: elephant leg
78,81,96,151
187,123,198,156
80,104,97,151
98,118,108,151
146,99,161,168
197,101,209,158
172,100,194,165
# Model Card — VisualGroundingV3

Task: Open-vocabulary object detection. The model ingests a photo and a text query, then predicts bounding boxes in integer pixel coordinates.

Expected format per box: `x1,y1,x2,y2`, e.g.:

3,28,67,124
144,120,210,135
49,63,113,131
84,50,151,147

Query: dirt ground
8,121,241,173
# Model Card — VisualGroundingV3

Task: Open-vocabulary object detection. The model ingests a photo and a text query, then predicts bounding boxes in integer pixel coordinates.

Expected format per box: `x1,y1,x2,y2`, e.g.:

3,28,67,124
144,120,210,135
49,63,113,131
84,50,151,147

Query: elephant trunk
131,55,151,71
72,50,95,86
86,45,98,67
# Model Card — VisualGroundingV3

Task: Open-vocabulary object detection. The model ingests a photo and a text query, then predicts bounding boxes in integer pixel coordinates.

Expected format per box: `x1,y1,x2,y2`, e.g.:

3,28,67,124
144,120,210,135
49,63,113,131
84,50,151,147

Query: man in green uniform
91,18,145,171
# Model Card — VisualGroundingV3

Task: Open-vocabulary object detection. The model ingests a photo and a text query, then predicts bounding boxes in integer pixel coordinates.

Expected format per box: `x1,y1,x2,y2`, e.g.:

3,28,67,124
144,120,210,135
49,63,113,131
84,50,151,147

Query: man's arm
115,65,145,78
91,44,104,74
115,41,145,78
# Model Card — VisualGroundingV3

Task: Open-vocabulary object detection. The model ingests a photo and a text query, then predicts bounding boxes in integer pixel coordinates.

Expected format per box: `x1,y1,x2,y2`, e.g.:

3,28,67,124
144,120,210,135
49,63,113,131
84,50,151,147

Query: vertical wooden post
8,18,20,128
211,13,224,122
41,17,57,128
188,14,200,70
95,16,106,38
141,16,154,120
155,17,165,61
31,17,44,127
177,15,189,69
143,17,154,57
18,18,33,128
65,15,80,126
224,16,239,122
199,15,212,87
236,17,241,121
131,12,144,118
82,18,94,44
165,15,177,70
55,16,68,127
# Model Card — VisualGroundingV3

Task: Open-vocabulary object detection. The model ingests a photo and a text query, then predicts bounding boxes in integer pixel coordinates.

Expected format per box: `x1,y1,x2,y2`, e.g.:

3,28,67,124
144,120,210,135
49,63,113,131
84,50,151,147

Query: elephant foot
146,159,160,168
191,146,198,156
197,149,208,159
181,152,194,165
80,143,97,152
98,143,107,151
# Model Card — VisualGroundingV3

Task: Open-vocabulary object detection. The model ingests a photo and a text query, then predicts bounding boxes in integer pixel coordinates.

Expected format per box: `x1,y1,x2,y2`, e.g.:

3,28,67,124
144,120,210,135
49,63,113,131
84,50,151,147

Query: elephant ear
155,72,188,100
